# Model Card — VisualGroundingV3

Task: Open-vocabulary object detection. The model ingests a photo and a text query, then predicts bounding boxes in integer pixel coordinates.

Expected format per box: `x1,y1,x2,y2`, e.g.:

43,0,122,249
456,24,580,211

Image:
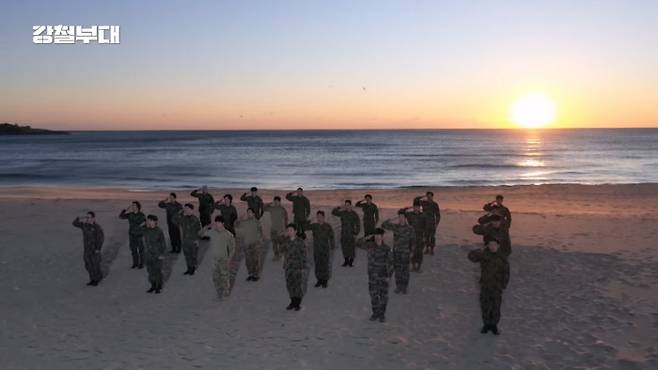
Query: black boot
293,297,302,311
348,258,354,267
480,325,489,334
189,267,196,276
321,280,328,288
155,282,162,294
342,258,349,267
369,313,378,321
183,268,191,275
131,263,138,269
86,280,95,286
491,325,500,335
147,282,156,293
314,280,322,288
286,298,295,310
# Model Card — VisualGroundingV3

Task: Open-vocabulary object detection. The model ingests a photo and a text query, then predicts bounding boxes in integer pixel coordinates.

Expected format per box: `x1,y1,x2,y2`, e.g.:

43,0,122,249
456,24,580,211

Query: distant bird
362,86,366,92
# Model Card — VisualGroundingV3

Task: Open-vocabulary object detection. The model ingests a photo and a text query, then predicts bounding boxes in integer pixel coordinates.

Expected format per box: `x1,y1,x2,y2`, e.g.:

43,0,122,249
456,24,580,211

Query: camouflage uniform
119,210,146,267
240,193,264,219
468,248,510,328
332,207,361,260
190,190,215,227
282,237,308,299
202,228,235,298
382,220,415,292
367,241,394,319
175,212,201,271
415,196,441,249
158,200,183,252
285,192,311,232
264,203,288,260
483,202,512,229
472,223,512,259
237,218,263,278
308,222,336,282
355,200,379,237
403,209,426,267
214,203,238,235
142,226,167,287
72,218,104,283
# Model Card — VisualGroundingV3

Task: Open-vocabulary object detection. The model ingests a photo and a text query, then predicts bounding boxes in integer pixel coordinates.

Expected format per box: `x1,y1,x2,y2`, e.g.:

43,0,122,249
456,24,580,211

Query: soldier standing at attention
199,216,236,299
332,200,361,267
214,194,238,235
191,186,215,228
264,196,288,261
355,194,379,237
483,195,512,229
240,187,264,220
282,224,308,311
285,187,311,232
158,192,183,254
175,203,201,275
308,210,336,288
236,208,264,282
119,201,146,269
142,215,167,294
414,191,441,255
72,211,104,286
366,228,394,323
401,202,426,272
382,210,415,294
468,239,510,335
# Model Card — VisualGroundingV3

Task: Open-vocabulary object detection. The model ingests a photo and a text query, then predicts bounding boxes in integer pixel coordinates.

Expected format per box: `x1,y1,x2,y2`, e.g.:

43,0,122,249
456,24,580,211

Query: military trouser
293,217,307,233
363,220,376,238
182,241,198,270
146,257,163,285
286,268,304,298
369,276,389,317
245,241,262,277
199,210,212,227
314,249,331,281
341,235,356,259
411,232,424,266
393,250,410,290
213,257,230,297
167,220,182,252
129,234,144,266
83,250,102,282
480,286,503,326
424,222,437,248
270,230,284,259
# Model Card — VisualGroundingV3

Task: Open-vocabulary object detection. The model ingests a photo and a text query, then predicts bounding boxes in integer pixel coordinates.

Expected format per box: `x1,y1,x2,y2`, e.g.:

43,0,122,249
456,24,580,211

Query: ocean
1,129,657,189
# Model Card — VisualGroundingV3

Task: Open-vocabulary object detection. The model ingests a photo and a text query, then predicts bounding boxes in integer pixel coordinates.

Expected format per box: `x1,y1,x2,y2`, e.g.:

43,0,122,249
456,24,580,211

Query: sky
1,0,657,130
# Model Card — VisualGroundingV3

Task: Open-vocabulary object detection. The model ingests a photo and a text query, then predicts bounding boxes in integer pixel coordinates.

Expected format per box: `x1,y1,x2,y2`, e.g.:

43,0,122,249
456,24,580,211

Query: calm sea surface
1,129,657,189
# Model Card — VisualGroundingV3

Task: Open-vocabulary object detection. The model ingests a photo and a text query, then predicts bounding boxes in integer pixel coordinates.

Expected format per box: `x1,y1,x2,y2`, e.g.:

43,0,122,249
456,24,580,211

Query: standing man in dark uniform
285,187,311,232
240,187,264,220
282,224,308,311
142,215,167,294
158,192,183,253
401,202,425,272
483,195,512,229
175,203,202,275
119,201,146,269
414,191,441,255
366,228,393,323
356,194,379,238
191,186,215,227
72,211,104,286
214,194,238,235
382,210,415,294
308,210,336,288
332,200,361,267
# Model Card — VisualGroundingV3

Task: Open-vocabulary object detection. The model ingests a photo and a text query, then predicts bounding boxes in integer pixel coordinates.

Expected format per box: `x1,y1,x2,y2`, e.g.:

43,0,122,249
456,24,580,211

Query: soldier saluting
400,202,426,272
119,201,146,269
158,192,183,254
142,215,167,294
191,186,215,228
72,211,104,286
285,187,311,232
382,209,415,294
240,187,264,220
366,228,393,323
174,203,201,275
214,194,238,235
282,224,308,311
413,191,440,255
355,194,379,237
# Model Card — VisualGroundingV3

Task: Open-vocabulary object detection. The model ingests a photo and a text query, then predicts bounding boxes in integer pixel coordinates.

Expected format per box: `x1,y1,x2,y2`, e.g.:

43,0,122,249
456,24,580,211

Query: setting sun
510,93,557,128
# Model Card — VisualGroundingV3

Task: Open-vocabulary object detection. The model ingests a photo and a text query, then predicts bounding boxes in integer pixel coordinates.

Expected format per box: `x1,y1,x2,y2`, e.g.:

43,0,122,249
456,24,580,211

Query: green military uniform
332,207,360,263
214,203,238,235
282,237,308,302
483,202,512,228
355,200,379,237
468,248,510,330
190,190,215,227
381,220,415,293
142,226,167,289
174,212,201,271
264,203,288,260
403,209,425,268
414,196,441,250
236,218,263,279
308,222,336,284
72,218,104,283
119,210,146,267
158,200,183,252
240,193,264,219
367,240,394,321
285,192,311,232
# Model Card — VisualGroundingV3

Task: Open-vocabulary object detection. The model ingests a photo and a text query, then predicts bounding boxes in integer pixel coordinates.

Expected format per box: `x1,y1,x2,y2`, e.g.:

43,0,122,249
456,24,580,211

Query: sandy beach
1,184,657,369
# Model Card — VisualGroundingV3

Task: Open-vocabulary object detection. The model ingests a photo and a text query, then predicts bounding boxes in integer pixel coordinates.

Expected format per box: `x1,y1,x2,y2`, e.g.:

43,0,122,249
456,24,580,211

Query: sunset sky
2,0,657,130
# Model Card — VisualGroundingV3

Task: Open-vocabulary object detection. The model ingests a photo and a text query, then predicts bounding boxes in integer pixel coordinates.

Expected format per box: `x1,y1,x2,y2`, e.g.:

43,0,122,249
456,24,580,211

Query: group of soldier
72,186,513,330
